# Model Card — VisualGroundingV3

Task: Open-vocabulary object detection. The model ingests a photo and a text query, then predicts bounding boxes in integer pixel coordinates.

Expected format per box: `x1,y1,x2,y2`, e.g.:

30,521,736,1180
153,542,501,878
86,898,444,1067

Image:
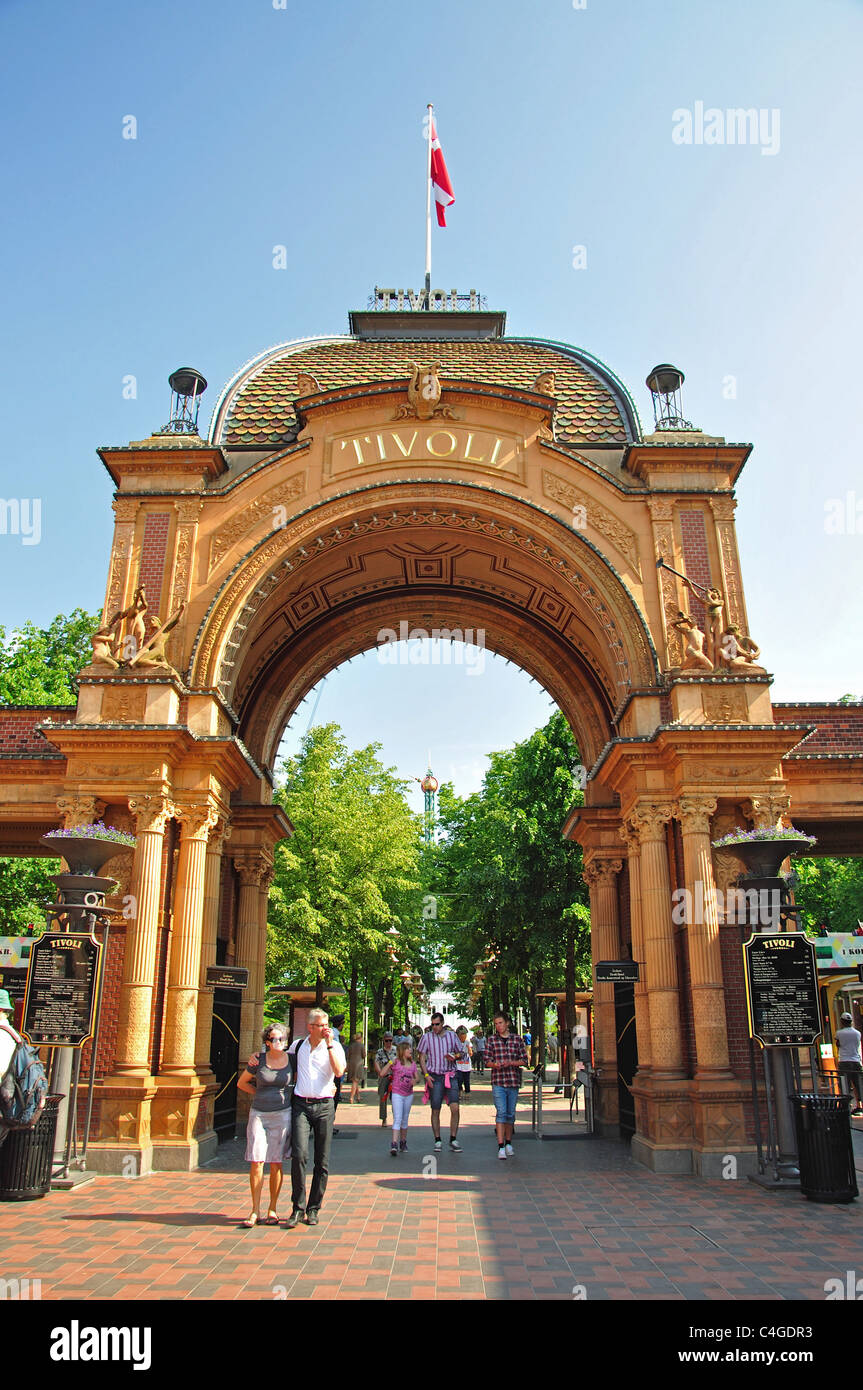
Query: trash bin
0,1095,63,1201
792,1094,859,1204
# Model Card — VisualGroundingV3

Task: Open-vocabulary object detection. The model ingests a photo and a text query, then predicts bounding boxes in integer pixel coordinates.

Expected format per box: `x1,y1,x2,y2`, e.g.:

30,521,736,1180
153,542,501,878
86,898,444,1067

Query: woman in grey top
236,1024,293,1228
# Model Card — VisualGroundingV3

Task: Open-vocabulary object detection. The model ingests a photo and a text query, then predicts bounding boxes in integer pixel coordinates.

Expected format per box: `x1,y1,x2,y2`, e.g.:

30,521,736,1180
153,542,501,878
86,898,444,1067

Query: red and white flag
430,115,455,226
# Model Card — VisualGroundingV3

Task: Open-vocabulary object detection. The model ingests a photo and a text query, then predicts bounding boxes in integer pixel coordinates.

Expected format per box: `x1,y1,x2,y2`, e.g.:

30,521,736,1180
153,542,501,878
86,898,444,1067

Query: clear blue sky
2,0,861,810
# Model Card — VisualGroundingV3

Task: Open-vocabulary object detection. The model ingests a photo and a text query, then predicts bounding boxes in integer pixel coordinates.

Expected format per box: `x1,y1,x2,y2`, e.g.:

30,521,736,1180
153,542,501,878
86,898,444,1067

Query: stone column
194,818,231,1074
631,802,685,1079
584,857,623,1129
233,855,269,1065
160,803,219,1075
678,795,733,1079
252,865,274,1040
620,821,651,1074
114,796,174,1074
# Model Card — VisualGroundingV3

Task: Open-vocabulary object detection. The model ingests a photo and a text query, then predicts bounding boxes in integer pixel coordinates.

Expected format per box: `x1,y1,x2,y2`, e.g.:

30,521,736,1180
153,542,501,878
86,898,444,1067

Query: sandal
263,1212,280,1225
241,1214,260,1229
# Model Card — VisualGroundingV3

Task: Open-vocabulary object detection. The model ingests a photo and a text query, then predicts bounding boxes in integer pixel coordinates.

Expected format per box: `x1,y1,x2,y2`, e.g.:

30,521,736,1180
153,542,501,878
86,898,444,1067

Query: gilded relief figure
394,362,458,422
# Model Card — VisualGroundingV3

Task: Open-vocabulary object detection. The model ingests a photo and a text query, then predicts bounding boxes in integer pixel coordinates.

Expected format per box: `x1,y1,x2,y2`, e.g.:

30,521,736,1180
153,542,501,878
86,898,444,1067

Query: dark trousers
291,1096,334,1213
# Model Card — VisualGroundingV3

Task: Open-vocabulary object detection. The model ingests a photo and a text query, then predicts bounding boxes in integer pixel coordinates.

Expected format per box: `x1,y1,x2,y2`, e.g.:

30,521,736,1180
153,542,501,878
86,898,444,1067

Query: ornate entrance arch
188,482,658,775
2,300,861,1176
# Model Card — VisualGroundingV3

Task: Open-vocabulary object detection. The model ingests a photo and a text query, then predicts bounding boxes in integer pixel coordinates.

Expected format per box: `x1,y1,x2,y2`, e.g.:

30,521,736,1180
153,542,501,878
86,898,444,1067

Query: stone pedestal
88,1075,158,1176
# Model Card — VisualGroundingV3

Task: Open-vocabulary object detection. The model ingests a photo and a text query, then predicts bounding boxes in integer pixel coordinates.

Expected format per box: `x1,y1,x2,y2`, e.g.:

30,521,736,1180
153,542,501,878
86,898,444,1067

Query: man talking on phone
286,1008,346,1227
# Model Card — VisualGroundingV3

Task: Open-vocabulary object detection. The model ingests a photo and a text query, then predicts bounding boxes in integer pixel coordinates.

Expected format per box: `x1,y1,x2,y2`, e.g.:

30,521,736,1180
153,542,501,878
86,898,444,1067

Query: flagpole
425,102,433,310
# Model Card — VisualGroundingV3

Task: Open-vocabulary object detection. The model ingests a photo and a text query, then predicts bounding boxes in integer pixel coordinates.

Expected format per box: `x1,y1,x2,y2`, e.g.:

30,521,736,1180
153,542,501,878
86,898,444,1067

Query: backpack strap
0,1021,20,1083
288,1037,308,1085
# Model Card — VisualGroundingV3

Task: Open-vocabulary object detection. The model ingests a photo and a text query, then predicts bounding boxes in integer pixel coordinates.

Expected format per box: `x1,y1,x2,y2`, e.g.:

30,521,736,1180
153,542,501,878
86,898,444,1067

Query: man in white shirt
286,1008,346,1227
835,1012,863,1114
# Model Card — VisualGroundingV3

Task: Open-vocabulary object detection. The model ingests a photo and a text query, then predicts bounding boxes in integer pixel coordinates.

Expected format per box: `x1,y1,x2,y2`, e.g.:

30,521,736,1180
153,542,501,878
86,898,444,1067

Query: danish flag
430,116,455,226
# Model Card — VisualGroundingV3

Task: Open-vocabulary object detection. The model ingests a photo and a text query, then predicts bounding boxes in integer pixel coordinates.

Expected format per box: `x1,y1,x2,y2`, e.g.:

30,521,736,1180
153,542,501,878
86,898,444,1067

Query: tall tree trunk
491,981,501,1016
534,967,545,1076
500,976,510,1018
384,975,394,1031
348,960,358,1039
563,916,576,1096
479,994,489,1033
315,969,323,1008
372,975,385,1026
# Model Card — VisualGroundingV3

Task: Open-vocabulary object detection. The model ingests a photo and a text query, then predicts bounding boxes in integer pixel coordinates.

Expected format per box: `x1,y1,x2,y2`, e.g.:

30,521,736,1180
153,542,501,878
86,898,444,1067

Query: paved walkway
1,1077,861,1301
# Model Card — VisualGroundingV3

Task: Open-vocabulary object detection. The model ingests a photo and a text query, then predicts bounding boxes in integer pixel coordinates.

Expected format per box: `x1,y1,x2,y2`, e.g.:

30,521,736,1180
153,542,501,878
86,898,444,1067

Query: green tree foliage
795,857,863,933
0,857,58,933
268,724,425,1024
430,711,590,1021
0,607,98,930
0,608,99,706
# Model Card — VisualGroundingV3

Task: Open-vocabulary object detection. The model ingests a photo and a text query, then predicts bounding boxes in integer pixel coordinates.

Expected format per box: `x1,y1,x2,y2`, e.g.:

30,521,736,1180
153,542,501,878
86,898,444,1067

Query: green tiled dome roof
211,336,639,448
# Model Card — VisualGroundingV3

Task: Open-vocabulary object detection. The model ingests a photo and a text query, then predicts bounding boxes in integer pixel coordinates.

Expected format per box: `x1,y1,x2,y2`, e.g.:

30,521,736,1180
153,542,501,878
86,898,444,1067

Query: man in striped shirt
417,1013,468,1152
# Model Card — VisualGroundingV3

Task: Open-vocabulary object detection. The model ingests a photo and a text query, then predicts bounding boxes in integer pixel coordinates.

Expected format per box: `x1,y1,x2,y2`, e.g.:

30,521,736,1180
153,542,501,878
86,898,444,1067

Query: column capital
618,820,641,853
743,792,792,830
175,498,204,525
57,795,107,829
175,802,220,841
233,853,270,888
630,801,674,840
207,816,232,854
584,857,623,887
128,795,175,834
678,795,718,836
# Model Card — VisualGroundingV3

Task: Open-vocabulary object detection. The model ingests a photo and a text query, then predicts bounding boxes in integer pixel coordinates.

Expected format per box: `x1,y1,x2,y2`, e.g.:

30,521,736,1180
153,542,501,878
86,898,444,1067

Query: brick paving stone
1,1092,860,1303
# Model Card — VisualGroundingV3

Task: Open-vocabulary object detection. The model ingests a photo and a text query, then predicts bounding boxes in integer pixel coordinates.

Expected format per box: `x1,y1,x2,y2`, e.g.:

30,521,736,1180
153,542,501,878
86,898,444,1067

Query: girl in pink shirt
379,1041,419,1155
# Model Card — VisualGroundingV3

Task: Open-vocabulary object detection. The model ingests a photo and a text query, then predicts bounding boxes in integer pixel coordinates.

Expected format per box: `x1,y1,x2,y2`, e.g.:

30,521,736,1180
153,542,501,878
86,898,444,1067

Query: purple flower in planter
44,821,136,848
712,825,816,850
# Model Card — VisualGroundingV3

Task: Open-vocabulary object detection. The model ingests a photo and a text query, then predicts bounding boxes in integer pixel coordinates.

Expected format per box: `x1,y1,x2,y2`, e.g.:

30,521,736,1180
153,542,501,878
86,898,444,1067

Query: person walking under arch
286,1009,346,1227
486,1012,529,1159
836,1012,863,1114
417,1012,467,1152
378,1040,419,1155
455,1025,472,1101
374,1032,396,1126
236,1023,293,1227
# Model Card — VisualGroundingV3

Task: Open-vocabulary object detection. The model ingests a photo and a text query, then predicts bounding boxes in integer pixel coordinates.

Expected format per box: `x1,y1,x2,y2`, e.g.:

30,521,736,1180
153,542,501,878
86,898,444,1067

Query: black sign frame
742,931,822,1047
205,966,249,990
596,961,640,983
21,932,104,1048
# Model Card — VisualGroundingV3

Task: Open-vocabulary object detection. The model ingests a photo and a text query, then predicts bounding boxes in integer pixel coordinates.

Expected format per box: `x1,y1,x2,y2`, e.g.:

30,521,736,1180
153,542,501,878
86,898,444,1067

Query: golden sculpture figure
720,624,764,671
129,603,186,671
680,576,724,666
394,362,458,422
89,621,121,668
671,610,714,670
